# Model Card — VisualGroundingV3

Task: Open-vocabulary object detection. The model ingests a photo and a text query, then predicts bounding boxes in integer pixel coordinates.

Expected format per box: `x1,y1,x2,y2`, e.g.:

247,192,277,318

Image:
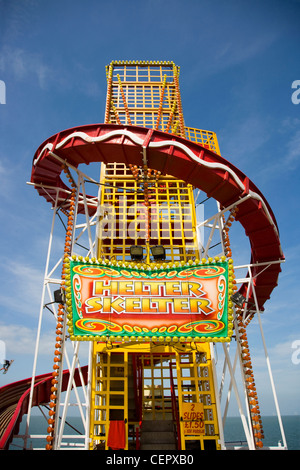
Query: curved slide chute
31,123,284,312
0,367,88,450
1,123,283,449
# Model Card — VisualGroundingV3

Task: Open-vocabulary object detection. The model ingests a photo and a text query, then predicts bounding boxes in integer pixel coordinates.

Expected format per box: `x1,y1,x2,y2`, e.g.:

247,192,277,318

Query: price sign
182,402,205,435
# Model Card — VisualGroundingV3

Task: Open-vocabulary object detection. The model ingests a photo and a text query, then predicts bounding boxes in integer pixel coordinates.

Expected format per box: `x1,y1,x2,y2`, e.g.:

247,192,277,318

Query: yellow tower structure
88,61,223,450
17,58,283,453
0,58,286,452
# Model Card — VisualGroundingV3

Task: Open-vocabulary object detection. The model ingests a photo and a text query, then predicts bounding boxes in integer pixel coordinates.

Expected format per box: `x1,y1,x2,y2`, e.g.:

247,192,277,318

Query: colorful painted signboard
65,257,234,342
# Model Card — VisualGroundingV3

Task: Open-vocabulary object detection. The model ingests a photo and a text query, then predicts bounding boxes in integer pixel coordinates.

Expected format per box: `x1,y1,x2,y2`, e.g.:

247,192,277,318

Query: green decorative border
65,255,235,343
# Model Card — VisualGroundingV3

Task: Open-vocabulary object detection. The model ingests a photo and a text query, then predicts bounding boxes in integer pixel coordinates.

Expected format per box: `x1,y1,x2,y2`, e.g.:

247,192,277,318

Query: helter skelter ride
0,61,287,450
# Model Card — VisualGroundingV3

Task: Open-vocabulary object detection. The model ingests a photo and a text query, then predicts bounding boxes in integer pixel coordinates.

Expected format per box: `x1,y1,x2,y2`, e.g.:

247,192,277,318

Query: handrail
169,362,181,450
137,358,143,423
132,354,143,449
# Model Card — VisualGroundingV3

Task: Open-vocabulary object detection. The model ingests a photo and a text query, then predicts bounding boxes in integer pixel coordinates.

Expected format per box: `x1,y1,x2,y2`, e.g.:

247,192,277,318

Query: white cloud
219,115,271,166
0,159,6,175
0,45,52,90
0,321,53,356
276,118,300,170
213,33,277,70
0,154,20,199
217,330,300,416
257,118,300,179
285,129,300,168
1,0,39,44
0,45,102,97
0,260,44,316
191,28,279,82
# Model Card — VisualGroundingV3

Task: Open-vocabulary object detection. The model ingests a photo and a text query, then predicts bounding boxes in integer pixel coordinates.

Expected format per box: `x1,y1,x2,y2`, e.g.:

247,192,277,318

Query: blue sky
0,0,299,422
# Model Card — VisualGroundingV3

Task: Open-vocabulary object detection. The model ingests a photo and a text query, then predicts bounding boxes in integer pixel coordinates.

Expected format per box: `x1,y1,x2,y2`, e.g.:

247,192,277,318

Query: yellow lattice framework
89,61,222,451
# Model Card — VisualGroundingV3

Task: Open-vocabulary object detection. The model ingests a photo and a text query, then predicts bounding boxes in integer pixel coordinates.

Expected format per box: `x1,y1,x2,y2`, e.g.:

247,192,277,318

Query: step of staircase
141,443,177,450
140,420,177,450
142,420,174,432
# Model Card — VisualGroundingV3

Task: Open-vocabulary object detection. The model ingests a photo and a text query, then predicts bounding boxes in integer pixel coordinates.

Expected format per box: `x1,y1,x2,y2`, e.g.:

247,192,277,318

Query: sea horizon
8,414,299,451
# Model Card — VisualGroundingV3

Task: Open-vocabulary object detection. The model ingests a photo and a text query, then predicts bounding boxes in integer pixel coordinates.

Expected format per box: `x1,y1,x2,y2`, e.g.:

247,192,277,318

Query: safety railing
132,355,143,449
169,362,181,450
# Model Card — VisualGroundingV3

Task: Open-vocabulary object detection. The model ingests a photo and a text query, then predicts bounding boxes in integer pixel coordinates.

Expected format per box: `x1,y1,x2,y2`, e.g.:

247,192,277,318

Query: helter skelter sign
66,257,234,342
